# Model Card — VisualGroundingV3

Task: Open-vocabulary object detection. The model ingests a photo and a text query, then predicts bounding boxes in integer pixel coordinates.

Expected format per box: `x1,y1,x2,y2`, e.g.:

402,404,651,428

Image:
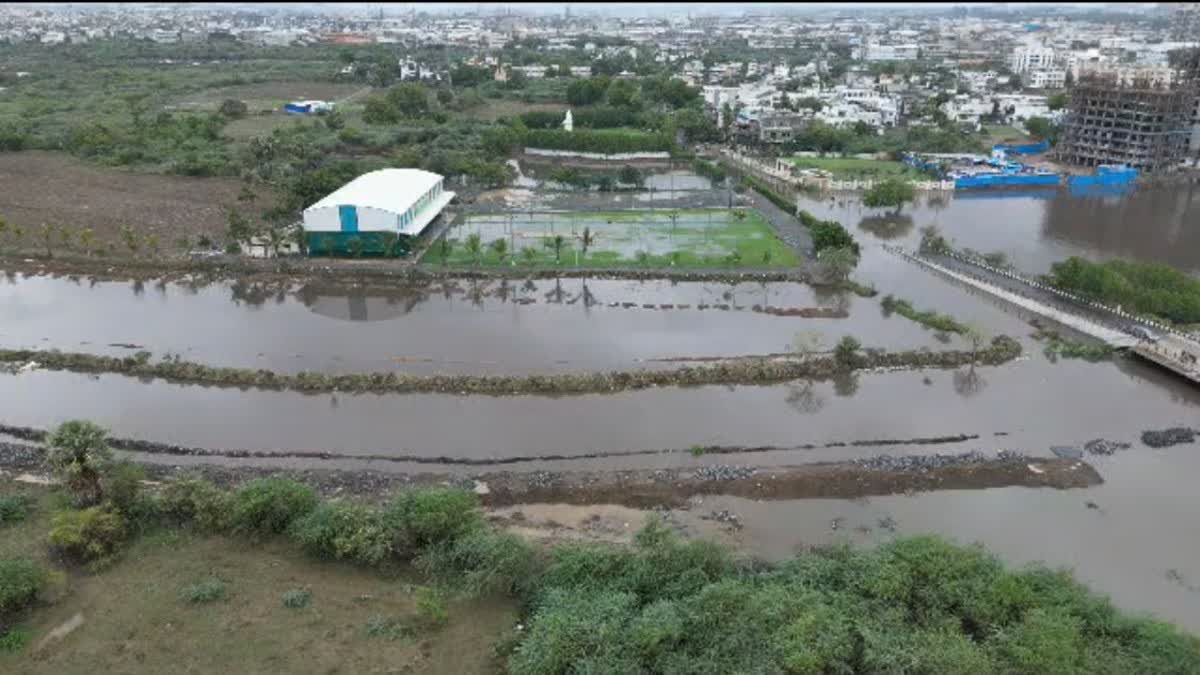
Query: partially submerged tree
465,233,483,266
818,245,860,283
863,177,916,214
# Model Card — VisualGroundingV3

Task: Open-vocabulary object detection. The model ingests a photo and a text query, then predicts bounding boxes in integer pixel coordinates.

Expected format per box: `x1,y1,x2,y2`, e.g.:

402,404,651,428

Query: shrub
230,478,318,535
46,419,113,507
101,460,145,514
0,627,30,653
0,495,33,527
0,559,47,615
47,507,127,562
383,488,482,556
181,577,226,604
282,589,311,609
414,587,448,630
290,501,391,565
508,589,641,675
417,528,539,598
834,336,862,370
159,477,233,532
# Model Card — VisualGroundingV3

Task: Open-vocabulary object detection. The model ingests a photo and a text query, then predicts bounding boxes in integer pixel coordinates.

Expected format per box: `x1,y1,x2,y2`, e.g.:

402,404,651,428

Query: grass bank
0,338,1023,397
788,156,926,180
1046,256,1200,326
881,294,970,334
3,470,1198,673
1033,327,1115,363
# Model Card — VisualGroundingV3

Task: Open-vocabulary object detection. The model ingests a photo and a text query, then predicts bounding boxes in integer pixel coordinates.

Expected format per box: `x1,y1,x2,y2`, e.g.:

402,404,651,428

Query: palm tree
39,223,54,258
521,246,538,267
56,225,73,252
465,232,483,267
580,226,595,262
78,228,95,257
490,237,508,265
144,233,160,259
438,238,454,266
544,234,566,264
635,249,651,267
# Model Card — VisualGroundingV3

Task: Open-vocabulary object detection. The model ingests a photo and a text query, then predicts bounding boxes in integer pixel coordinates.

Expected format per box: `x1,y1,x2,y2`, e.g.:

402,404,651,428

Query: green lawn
788,157,927,180
433,208,799,269
981,125,1029,145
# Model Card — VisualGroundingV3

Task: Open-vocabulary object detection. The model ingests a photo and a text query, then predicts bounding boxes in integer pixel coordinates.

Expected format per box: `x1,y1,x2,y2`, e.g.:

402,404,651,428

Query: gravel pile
693,465,756,481
854,450,1033,472
1141,428,1196,449
1083,439,1132,456
527,471,558,488
0,441,43,470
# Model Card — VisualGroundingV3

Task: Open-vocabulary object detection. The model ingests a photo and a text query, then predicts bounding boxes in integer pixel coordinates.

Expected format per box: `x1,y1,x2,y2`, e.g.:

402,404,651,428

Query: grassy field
461,99,566,122
982,125,1030,145
0,482,514,674
436,208,800,269
788,157,926,180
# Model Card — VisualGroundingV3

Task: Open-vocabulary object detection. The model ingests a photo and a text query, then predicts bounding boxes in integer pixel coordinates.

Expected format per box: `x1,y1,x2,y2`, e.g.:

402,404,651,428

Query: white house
302,169,455,257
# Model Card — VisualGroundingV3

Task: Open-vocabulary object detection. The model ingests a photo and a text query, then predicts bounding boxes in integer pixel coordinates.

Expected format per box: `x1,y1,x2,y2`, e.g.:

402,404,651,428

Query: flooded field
2,345,1194,467
800,184,1200,274
446,208,796,267
0,273,974,374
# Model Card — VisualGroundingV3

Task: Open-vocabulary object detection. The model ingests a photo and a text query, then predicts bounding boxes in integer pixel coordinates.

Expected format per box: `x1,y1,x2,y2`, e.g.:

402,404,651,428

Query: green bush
230,478,318,535
0,627,30,653
100,461,157,530
383,488,482,556
417,528,539,598
290,500,391,565
282,589,311,609
47,506,127,562
414,587,448,630
0,495,33,527
523,128,671,155
809,217,861,256
158,477,233,532
0,559,47,615
834,336,862,370
181,577,226,604
1048,256,1200,324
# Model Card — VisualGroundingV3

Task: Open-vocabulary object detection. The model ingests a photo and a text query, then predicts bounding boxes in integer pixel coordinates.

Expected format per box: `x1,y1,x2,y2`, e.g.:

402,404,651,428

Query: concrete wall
524,148,672,161
303,205,397,233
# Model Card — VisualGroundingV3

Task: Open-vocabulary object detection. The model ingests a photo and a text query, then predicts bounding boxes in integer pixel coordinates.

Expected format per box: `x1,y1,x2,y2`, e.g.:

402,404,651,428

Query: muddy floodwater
801,184,1200,274
2,343,1195,466
696,446,1200,632
0,273,989,374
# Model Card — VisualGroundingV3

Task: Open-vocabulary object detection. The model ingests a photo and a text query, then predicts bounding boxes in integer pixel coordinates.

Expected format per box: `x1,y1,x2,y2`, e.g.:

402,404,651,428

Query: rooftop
304,168,444,215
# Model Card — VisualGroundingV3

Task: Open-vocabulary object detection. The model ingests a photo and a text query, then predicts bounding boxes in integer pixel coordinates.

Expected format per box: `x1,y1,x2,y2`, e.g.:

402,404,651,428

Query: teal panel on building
338,205,358,232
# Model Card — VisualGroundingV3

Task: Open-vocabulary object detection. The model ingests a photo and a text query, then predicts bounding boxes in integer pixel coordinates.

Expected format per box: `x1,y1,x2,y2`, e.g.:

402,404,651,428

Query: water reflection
785,380,826,414
798,185,1200,274
858,213,915,240
952,366,986,398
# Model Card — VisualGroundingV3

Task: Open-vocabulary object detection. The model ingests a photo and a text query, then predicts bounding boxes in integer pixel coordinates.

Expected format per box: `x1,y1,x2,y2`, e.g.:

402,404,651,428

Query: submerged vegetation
1032,327,1115,363
0,338,1023,396
881,294,970,334
3,430,1198,671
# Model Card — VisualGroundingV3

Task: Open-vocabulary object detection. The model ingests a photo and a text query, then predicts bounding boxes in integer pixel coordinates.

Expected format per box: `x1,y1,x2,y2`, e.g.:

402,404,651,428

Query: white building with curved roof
302,168,455,256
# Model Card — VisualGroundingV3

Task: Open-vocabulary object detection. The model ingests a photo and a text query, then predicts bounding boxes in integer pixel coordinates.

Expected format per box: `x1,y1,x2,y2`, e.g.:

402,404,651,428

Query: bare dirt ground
0,151,274,254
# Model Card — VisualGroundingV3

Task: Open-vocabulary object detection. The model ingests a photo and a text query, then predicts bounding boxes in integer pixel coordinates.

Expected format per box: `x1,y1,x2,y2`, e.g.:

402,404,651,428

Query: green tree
387,83,430,118
1024,116,1056,142
38,223,54,258
219,98,248,119
1047,92,1069,111
819,246,859,284
833,335,862,370
490,237,509,265
438,238,454,266
78,227,95,257
863,178,916,214
47,420,114,507
465,232,483,266
580,227,595,260
809,219,860,256
545,234,567,264
521,246,538,267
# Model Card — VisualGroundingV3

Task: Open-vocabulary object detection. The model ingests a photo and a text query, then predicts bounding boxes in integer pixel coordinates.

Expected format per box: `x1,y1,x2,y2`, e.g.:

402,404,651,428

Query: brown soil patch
0,151,275,254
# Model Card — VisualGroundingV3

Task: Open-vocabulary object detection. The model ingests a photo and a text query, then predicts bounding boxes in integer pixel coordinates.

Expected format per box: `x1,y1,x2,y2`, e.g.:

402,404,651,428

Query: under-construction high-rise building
1170,3,1200,42
1054,49,1200,173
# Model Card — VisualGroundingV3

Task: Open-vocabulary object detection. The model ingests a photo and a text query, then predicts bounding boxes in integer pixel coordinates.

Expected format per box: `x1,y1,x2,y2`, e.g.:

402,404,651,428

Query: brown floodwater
2,343,1194,466
695,445,1200,632
801,184,1200,274
0,273,987,374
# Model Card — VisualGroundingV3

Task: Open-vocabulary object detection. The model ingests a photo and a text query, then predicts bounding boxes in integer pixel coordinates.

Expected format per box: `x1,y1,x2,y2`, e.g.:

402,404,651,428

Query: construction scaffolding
1055,50,1200,173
